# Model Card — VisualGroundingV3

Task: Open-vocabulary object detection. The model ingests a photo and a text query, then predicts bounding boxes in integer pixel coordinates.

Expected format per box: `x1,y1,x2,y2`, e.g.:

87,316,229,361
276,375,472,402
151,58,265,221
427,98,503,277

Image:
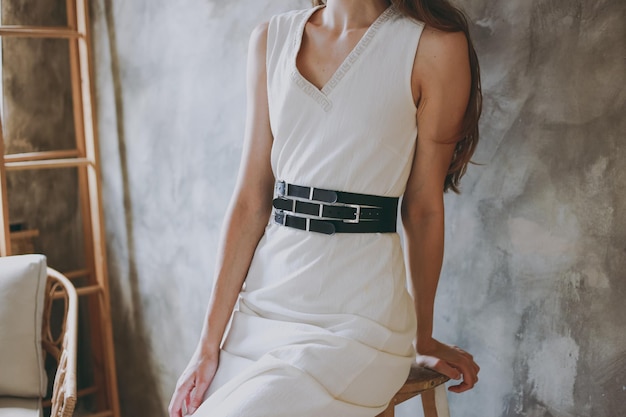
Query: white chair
0,255,78,417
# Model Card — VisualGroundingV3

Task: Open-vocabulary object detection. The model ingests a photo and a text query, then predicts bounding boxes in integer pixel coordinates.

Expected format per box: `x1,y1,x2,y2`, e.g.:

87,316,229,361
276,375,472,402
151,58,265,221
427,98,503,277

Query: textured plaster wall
438,1,626,416
90,0,626,416
90,1,308,415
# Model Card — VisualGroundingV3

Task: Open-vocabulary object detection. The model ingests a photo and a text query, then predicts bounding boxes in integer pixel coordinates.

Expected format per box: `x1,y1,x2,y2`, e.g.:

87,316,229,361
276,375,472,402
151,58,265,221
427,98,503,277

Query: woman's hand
415,338,479,393
168,349,219,417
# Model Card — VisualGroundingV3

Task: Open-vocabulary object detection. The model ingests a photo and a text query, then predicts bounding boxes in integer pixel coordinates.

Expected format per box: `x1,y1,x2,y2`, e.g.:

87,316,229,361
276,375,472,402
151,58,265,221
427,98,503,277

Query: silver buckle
275,180,286,196
343,204,361,223
275,210,287,226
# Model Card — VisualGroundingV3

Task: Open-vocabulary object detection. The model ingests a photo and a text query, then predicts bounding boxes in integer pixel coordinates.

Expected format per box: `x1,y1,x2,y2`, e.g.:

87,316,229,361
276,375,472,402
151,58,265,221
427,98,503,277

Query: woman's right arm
168,21,274,417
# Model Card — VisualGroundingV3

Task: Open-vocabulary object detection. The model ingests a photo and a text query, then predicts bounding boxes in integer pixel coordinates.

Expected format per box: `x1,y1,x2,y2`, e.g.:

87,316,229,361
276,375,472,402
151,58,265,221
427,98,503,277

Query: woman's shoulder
263,7,315,51
418,27,469,58
389,6,426,32
252,7,311,37
268,7,313,28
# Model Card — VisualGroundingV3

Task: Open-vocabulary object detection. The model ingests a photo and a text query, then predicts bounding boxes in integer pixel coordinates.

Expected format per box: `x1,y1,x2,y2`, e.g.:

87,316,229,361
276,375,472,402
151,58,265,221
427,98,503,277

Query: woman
170,0,481,415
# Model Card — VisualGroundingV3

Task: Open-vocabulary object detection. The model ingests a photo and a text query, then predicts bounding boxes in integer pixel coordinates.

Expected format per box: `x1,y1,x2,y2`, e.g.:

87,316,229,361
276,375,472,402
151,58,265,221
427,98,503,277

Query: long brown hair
311,0,482,193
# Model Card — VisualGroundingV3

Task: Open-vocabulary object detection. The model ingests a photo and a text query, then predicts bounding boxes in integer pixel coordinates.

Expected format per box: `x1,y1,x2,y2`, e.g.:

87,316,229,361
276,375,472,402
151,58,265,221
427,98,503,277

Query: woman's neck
321,0,391,31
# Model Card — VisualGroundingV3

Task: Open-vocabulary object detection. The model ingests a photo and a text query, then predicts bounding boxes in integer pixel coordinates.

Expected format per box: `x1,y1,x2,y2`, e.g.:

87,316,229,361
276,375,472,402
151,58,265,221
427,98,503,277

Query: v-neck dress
193,6,425,417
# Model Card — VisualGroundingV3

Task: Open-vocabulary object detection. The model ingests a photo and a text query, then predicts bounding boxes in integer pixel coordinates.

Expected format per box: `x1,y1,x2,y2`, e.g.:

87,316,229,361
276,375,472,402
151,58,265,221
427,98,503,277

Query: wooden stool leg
421,384,450,417
376,402,395,417
434,384,450,417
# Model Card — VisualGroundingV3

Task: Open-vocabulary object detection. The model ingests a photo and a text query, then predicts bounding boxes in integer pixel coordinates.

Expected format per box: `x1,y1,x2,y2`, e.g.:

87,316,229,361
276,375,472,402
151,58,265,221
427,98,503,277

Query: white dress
194,5,425,417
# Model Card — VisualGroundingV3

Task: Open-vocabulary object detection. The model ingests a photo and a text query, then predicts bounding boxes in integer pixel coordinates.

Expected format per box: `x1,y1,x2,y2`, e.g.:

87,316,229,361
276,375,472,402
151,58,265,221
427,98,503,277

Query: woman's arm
169,21,274,417
402,27,479,393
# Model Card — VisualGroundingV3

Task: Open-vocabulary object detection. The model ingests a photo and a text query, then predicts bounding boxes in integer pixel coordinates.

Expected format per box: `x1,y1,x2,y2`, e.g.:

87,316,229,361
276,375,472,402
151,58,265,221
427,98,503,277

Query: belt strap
272,197,386,222
275,181,397,210
273,211,396,235
272,181,398,235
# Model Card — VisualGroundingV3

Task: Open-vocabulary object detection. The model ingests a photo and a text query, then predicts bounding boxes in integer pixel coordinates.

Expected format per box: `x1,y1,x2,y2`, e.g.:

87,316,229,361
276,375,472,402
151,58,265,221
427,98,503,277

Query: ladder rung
76,284,102,297
76,385,100,398
45,385,99,406
64,268,90,280
9,229,39,239
4,150,80,163
82,411,114,417
4,157,92,170
51,284,101,299
0,25,81,39
42,385,99,407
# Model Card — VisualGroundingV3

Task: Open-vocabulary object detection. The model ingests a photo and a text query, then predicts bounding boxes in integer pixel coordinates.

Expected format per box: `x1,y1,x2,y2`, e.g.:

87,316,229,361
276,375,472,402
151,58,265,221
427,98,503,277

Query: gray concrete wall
90,0,626,416
439,1,626,416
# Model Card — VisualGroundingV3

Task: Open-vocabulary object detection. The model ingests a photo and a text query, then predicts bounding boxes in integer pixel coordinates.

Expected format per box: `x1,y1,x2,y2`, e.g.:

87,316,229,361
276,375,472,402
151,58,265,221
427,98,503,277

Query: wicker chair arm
44,268,78,417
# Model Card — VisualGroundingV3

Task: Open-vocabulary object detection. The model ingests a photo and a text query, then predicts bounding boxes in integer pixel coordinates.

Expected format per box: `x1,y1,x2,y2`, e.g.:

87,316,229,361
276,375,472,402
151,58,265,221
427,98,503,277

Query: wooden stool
377,364,450,417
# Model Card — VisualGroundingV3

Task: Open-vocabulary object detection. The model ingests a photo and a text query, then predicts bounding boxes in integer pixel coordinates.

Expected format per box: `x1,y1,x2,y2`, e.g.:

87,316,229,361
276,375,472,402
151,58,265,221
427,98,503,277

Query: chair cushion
0,397,42,417
0,255,48,397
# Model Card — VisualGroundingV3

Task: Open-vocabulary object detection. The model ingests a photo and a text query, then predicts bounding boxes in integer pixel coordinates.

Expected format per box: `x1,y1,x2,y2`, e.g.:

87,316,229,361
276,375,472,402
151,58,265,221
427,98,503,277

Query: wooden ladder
0,1,121,416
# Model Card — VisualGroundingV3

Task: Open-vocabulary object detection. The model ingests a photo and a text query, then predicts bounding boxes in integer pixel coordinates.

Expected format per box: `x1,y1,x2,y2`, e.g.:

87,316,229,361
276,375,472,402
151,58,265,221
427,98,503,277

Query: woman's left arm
402,27,479,393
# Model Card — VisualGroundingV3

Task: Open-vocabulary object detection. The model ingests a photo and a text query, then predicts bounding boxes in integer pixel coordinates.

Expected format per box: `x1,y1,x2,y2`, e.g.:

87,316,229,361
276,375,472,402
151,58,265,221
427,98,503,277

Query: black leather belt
271,181,398,235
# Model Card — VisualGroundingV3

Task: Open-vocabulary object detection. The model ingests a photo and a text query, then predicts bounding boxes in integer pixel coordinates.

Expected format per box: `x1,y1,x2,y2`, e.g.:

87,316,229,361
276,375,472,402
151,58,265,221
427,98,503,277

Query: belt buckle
275,180,286,196
274,210,287,226
343,204,361,223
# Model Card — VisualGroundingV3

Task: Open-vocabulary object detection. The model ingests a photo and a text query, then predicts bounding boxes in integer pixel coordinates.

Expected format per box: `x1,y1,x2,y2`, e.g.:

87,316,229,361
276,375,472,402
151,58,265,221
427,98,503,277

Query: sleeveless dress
193,5,425,417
